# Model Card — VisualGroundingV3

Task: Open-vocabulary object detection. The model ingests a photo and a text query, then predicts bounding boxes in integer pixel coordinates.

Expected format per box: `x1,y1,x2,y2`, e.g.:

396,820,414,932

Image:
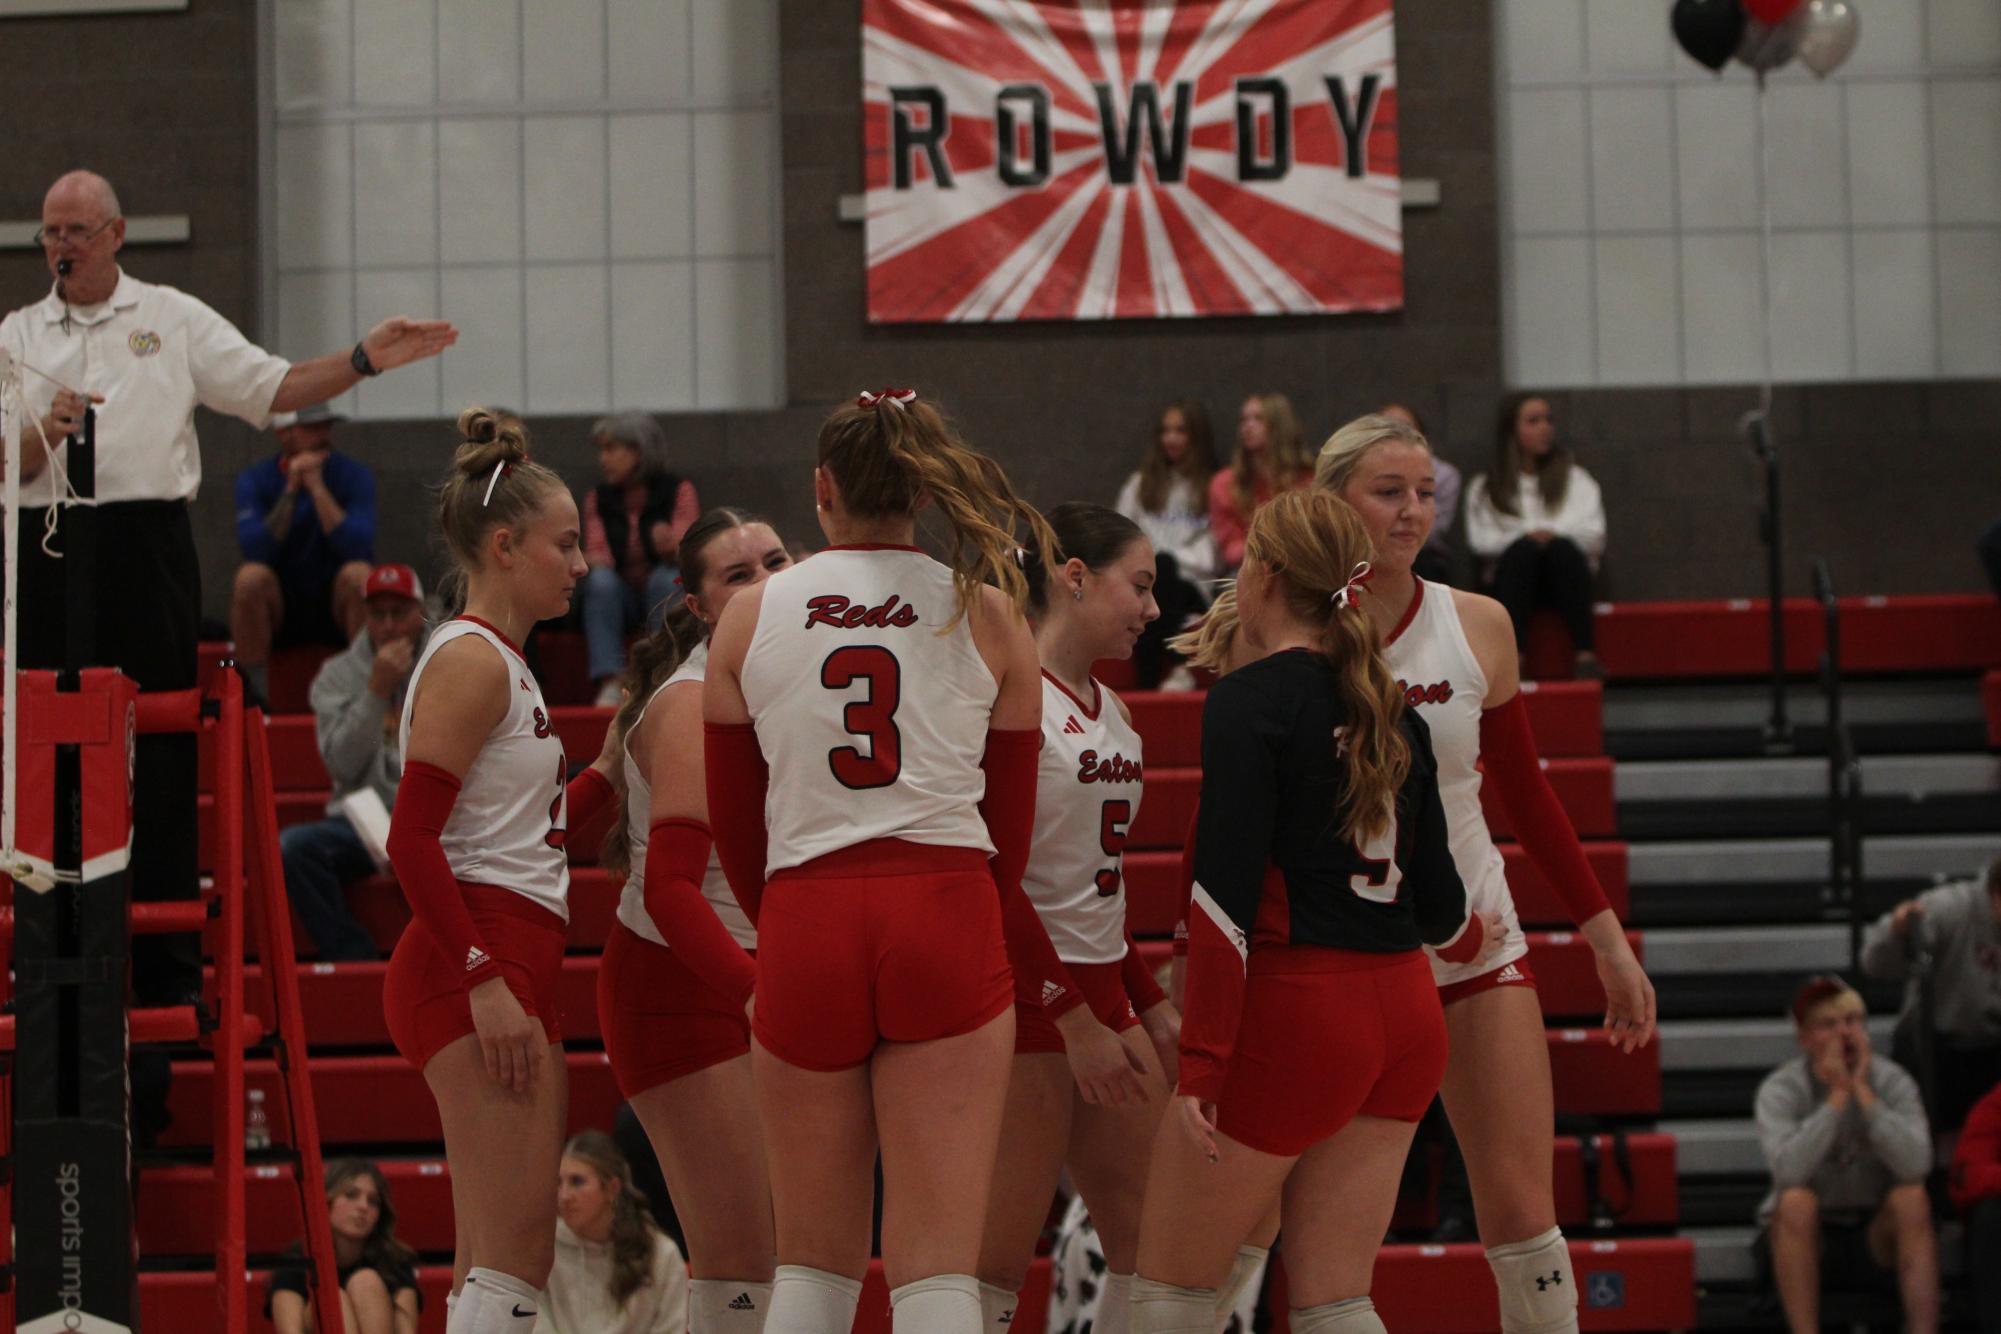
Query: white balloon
1793,0,1861,77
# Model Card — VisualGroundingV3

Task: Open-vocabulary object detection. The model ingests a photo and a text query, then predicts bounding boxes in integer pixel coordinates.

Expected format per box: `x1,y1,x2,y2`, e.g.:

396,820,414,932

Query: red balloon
1744,0,1804,21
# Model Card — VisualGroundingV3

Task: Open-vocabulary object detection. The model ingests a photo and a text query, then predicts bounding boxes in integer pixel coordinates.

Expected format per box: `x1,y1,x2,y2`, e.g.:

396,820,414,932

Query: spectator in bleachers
1950,1079,2001,1331
1207,392,1312,576
268,1157,421,1334
279,563,428,961
1115,398,1218,689
1463,392,1605,678
232,404,377,704
539,1130,689,1334
1378,402,1462,587
1755,977,1938,1334
581,412,700,705
1861,853,2001,1131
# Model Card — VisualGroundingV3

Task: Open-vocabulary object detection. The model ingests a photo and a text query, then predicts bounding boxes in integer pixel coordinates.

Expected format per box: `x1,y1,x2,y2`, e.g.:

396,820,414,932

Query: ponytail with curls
817,394,1057,623
1241,490,1409,844
601,506,770,876
434,406,567,610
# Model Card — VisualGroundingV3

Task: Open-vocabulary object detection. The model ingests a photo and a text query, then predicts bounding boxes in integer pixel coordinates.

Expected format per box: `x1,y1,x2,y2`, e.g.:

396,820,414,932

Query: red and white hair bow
857,387,917,411
1331,560,1373,611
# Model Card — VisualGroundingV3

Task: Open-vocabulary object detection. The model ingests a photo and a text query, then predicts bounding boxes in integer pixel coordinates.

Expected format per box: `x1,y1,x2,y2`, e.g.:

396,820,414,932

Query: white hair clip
481,457,508,507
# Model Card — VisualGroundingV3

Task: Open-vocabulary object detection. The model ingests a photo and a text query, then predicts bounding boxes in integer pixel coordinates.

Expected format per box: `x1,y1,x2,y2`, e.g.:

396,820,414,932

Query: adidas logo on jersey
1041,980,1068,1007
1063,715,1085,734
464,946,492,973
727,1292,758,1311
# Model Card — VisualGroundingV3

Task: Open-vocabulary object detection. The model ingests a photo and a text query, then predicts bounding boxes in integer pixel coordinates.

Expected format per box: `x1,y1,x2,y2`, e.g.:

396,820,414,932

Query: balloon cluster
1672,0,1860,77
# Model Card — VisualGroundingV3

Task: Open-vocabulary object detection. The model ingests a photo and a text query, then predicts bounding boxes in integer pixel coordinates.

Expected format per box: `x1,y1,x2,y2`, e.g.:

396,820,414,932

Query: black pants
1969,1198,2001,1332
16,500,202,1005
1131,552,1207,688
1488,535,1596,652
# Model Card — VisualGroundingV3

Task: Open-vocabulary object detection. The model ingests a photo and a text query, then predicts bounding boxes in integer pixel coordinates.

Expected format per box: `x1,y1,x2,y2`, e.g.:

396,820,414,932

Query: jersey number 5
822,646,902,789
1094,800,1132,897
1348,815,1404,904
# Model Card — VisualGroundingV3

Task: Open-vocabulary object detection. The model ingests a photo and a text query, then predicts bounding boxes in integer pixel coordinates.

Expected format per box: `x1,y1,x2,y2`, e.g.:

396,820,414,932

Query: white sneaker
593,678,623,707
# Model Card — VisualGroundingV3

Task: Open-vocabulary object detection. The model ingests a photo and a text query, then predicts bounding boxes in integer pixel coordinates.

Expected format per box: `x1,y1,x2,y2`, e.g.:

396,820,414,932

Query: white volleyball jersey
740,546,998,876
1381,580,1527,986
615,643,757,950
1024,672,1145,964
399,617,571,920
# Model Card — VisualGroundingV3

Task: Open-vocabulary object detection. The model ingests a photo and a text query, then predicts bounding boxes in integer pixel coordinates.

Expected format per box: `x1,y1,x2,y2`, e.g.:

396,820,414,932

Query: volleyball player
702,390,1097,1333
1132,492,1498,1334
597,508,794,1331
976,503,1179,1334
383,409,622,1334
1316,414,1656,1334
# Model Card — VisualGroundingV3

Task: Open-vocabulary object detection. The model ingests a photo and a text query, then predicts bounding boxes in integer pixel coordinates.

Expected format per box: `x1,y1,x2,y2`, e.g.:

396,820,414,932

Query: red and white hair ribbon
857,387,917,411
1331,560,1373,611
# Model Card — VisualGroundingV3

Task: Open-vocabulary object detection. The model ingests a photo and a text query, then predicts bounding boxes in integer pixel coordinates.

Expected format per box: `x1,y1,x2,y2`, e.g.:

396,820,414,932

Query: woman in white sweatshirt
1114,398,1218,688
538,1132,690,1334
1464,393,1606,677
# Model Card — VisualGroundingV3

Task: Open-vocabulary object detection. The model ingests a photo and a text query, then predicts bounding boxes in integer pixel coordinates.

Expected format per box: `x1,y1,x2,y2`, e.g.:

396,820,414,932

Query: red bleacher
1587,592,2001,679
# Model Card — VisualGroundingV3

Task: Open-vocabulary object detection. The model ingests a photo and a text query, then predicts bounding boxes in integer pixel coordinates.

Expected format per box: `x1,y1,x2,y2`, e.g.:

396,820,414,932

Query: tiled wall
264,0,783,419
1499,0,2001,387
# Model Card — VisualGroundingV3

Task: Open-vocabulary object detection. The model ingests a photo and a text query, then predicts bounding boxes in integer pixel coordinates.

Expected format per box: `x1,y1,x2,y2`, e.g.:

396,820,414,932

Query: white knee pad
765,1265,864,1334
450,1266,541,1332
1485,1227,1579,1334
1129,1276,1220,1334
1096,1271,1134,1334
890,1273,982,1333
977,1279,1018,1330
1290,1295,1387,1334
690,1277,774,1331
1213,1244,1268,1324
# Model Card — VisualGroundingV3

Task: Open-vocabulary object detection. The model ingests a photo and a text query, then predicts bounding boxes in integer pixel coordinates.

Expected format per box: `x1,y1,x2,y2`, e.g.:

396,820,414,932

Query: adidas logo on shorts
1497,963,1523,982
1063,715,1085,735
464,945,492,973
728,1292,757,1311
1041,980,1068,1006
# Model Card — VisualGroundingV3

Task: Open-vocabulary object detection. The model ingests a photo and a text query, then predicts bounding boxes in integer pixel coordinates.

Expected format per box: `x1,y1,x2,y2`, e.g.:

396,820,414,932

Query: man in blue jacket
231,403,375,701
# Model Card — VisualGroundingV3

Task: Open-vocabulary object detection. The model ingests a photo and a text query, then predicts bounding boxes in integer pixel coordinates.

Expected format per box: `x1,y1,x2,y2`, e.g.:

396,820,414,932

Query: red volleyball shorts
383,883,566,1070
1213,947,1446,1158
751,839,1013,1073
1014,958,1141,1055
598,922,754,1099
1437,953,1539,1009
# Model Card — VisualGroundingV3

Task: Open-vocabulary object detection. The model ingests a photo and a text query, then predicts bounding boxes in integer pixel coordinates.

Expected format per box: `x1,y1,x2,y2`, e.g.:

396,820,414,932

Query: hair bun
452,406,530,478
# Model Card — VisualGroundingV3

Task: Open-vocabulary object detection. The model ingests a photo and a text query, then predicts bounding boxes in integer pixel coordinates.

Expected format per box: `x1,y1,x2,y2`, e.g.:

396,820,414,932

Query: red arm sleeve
980,727,1084,1018
1479,692,1612,926
563,766,618,857
1952,1086,2001,1212
702,722,769,924
643,817,757,1007
385,760,501,991
1121,922,1169,1012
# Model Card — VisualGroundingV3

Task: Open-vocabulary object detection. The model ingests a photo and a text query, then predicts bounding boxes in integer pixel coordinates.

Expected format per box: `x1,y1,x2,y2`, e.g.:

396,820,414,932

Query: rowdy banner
863,0,1402,324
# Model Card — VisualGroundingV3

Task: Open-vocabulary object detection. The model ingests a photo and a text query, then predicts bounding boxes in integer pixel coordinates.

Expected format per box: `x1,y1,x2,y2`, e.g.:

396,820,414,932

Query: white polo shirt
0,269,290,505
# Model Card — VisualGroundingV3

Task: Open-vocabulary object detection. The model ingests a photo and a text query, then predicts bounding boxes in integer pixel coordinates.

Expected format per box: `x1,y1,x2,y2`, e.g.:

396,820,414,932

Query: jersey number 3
822,646,903,789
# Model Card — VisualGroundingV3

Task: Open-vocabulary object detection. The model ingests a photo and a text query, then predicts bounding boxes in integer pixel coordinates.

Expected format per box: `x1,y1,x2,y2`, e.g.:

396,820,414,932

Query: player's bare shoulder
1447,586,1520,703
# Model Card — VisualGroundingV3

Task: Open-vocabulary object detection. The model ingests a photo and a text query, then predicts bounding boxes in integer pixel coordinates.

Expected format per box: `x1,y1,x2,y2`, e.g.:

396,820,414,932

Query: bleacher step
1657,1016,1894,1073
1615,753,1999,838
1629,832,1994,887
1605,678,1988,760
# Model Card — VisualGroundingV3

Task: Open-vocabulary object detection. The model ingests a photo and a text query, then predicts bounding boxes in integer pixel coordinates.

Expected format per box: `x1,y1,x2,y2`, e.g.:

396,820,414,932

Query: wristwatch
351,341,381,377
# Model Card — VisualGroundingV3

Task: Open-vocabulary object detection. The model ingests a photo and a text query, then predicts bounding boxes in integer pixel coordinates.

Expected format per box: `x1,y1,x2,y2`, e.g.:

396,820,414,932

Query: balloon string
1756,69,1774,418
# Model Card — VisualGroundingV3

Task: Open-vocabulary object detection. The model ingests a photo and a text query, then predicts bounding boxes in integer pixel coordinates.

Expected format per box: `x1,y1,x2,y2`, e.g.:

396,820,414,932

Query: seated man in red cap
279,562,428,960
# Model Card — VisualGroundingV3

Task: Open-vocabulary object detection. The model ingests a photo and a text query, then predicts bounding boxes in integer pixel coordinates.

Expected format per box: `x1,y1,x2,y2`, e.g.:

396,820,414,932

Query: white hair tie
481,457,508,507
1330,560,1373,611
857,387,917,411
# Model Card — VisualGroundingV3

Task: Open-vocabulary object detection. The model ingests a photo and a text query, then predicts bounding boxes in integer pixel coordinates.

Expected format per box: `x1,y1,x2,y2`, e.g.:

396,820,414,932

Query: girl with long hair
1207,393,1312,576
268,1159,421,1334
382,408,623,1333
598,507,791,1331
1131,490,1496,1334
976,502,1178,1333
1462,393,1606,676
1318,412,1654,1334
542,1130,692,1333
703,390,1119,1333
1115,401,1219,687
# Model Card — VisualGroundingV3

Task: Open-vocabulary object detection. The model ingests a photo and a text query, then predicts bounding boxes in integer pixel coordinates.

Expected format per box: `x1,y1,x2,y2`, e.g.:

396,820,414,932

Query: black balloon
1672,0,1748,70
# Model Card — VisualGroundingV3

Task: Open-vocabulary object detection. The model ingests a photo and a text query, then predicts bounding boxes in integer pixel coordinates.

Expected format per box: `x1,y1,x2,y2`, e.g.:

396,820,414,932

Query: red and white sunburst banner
862,0,1402,324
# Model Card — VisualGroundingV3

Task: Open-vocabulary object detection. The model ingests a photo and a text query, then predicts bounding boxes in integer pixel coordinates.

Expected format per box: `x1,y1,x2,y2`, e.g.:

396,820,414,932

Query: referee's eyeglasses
34,217,121,249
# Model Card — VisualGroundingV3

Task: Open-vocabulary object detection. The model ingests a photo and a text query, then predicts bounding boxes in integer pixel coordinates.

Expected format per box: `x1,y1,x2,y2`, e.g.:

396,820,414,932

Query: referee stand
3,473,346,1328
